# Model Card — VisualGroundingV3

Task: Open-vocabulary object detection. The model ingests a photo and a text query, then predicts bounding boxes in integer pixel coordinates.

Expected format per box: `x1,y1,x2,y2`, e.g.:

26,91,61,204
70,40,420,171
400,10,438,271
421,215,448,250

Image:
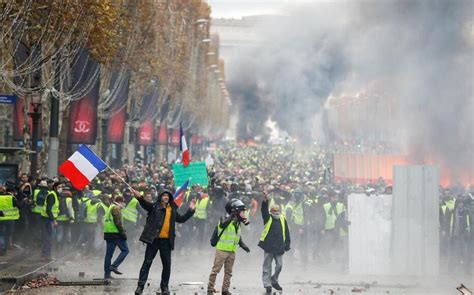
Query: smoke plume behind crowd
228,0,473,179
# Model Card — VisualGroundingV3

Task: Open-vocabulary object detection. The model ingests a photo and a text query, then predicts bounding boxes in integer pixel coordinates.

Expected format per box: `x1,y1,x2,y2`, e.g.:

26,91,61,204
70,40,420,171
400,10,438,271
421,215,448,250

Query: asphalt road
4,245,471,295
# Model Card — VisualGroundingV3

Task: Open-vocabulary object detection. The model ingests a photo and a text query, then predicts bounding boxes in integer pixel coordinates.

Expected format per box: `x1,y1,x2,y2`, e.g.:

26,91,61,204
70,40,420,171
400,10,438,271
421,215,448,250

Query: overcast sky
208,0,321,18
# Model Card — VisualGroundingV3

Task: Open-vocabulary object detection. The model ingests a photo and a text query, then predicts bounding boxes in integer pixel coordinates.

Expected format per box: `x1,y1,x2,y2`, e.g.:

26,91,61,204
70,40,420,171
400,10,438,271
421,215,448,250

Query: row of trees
0,1,230,176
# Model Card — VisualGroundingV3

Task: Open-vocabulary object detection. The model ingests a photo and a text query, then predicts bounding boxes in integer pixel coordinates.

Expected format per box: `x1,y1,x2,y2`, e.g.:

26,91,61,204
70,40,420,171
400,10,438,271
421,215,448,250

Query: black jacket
258,200,291,255
138,192,194,249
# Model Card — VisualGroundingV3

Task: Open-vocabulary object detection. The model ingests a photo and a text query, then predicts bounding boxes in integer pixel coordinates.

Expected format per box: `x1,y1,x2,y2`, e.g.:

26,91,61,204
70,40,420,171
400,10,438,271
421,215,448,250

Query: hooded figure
134,190,196,295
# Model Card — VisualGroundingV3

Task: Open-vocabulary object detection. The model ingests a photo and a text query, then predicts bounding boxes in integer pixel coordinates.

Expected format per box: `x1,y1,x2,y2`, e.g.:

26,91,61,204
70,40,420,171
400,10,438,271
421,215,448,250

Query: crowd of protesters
1,143,473,285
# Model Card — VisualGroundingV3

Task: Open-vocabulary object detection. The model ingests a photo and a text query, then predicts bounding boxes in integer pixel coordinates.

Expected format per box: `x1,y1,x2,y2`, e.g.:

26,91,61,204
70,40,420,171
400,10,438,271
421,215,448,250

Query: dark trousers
78,223,96,252
71,222,82,245
57,221,72,246
41,218,55,258
194,219,208,246
138,238,172,289
0,221,14,254
104,238,129,277
31,213,44,246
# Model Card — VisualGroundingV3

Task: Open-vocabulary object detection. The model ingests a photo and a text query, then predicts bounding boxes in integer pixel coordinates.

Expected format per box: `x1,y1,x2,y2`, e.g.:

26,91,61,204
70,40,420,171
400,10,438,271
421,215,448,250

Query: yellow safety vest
41,191,59,219
195,197,210,220
449,211,471,236
84,200,100,223
122,198,139,223
57,198,73,221
323,202,345,232
0,194,20,221
32,188,49,214
216,221,241,252
292,202,304,225
103,205,122,234
260,216,286,242
282,203,293,218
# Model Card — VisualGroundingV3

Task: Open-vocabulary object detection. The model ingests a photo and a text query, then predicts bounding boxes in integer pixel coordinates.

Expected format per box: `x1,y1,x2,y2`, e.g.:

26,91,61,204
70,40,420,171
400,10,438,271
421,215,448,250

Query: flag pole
84,145,135,192
104,164,135,192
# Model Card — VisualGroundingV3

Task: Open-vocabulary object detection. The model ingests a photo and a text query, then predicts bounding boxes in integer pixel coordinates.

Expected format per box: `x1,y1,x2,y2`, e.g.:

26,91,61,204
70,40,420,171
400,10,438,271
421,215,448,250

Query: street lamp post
29,92,41,179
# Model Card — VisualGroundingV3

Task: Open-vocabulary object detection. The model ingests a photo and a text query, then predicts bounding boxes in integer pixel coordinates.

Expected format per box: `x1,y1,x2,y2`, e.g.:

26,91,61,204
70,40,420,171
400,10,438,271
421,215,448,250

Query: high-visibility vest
446,199,455,211
449,211,471,236
441,205,447,215
84,200,100,223
32,188,48,214
292,202,304,225
282,203,293,218
100,202,109,212
0,194,20,221
103,205,122,233
41,192,59,219
260,216,286,242
92,189,102,196
323,202,345,231
184,191,191,203
216,221,241,252
195,197,210,220
57,198,73,221
122,198,139,223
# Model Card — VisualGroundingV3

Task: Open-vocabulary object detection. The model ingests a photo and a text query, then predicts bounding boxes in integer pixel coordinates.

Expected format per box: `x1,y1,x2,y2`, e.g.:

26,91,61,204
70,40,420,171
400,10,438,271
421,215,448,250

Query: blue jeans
41,218,55,258
104,238,129,277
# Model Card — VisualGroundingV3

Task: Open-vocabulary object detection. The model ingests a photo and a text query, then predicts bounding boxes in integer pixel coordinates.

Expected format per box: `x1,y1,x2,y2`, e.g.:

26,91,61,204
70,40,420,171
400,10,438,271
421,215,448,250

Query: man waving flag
180,124,190,167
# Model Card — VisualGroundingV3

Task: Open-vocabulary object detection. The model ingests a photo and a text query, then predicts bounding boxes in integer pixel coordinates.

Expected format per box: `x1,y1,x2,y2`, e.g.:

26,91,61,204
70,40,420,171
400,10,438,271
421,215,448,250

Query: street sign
0,95,17,104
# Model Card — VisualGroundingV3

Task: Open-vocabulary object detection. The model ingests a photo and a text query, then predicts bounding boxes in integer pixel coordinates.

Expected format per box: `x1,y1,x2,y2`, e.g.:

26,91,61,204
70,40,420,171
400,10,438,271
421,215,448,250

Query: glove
285,245,291,252
241,245,250,253
120,233,127,241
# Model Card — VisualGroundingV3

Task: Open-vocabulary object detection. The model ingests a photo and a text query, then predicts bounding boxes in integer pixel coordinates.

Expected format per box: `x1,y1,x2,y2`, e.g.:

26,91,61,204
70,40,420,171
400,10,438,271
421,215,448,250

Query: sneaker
134,285,144,295
161,286,170,295
207,289,216,295
109,266,123,275
265,286,272,294
222,291,232,295
271,282,283,291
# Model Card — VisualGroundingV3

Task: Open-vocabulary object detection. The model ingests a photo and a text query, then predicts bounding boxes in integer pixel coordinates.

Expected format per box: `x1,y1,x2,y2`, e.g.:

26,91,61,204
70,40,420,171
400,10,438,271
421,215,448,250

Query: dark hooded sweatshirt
138,191,194,250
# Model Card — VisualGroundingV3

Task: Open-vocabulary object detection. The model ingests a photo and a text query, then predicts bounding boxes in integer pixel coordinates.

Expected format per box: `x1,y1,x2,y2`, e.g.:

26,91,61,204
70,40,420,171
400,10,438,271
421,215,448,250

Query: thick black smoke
229,63,271,141
229,0,473,177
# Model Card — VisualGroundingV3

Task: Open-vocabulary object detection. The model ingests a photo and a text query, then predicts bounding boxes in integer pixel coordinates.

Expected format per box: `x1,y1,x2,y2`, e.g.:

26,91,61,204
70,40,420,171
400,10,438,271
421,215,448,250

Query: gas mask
236,210,250,226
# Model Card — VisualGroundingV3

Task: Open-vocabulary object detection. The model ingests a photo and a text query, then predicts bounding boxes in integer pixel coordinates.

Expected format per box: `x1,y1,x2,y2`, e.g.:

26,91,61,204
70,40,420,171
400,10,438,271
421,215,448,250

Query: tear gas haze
229,0,473,179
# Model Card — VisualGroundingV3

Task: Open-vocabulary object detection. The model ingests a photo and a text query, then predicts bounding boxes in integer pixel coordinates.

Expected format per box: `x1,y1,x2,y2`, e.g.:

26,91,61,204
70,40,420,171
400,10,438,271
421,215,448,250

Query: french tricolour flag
180,124,190,167
173,178,191,208
59,144,107,190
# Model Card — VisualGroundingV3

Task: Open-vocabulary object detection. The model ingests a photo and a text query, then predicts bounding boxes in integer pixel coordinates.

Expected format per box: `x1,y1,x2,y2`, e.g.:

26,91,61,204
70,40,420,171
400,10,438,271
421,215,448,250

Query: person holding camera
207,198,250,295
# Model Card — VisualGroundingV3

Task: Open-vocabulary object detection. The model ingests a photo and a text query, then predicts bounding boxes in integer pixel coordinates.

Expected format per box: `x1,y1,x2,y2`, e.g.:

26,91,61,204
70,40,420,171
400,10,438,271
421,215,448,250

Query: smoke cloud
229,0,473,178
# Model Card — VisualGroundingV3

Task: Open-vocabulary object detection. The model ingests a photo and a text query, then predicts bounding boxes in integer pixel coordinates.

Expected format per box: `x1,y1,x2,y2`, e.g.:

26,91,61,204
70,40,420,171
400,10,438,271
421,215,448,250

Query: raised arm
261,198,270,225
